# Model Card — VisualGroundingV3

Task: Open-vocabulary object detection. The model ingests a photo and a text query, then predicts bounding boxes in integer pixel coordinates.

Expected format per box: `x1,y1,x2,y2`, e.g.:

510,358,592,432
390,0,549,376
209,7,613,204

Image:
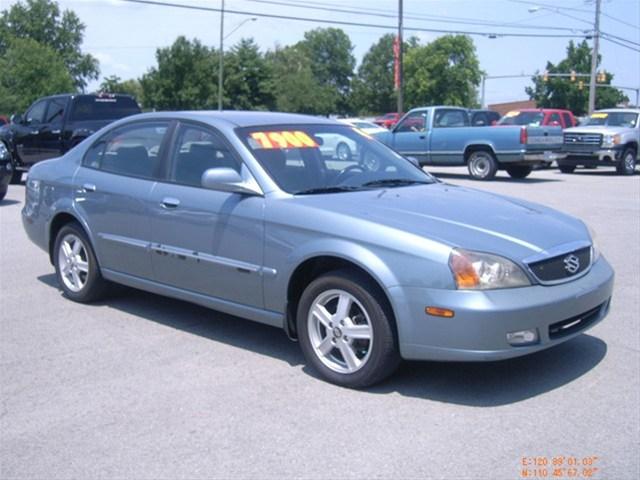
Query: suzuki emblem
563,254,581,274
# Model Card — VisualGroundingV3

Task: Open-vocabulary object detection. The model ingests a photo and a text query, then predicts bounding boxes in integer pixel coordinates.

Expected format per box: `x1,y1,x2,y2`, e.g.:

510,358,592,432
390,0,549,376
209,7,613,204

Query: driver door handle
82,183,96,192
161,197,180,209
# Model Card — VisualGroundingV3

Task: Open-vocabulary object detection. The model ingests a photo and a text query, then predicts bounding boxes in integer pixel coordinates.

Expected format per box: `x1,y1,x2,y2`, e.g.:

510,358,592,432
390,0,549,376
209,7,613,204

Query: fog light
506,329,538,346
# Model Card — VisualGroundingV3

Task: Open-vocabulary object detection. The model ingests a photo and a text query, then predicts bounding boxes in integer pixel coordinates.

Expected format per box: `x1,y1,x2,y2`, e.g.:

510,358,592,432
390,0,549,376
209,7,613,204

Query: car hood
292,183,589,261
564,125,632,135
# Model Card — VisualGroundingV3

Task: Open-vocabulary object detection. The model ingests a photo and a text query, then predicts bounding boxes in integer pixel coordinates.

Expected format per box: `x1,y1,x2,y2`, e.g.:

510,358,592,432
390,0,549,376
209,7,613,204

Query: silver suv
559,108,639,175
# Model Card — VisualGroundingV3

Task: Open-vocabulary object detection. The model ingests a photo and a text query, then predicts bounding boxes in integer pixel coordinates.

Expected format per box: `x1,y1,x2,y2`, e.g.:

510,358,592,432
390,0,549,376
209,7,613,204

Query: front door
73,120,171,279
389,110,430,164
14,99,49,166
149,122,265,308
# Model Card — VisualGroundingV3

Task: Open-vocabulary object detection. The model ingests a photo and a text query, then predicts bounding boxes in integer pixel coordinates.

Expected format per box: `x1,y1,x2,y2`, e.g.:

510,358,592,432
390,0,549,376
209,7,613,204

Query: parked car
373,112,402,129
0,115,9,126
0,141,14,201
372,106,564,180
558,108,639,175
497,108,577,129
22,111,614,388
0,93,141,183
469,109,501,126
339,118,387,135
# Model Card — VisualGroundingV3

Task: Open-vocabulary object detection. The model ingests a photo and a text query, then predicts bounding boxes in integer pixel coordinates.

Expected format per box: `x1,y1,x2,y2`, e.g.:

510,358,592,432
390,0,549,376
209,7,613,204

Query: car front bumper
559,147,624,166
390,256,614,362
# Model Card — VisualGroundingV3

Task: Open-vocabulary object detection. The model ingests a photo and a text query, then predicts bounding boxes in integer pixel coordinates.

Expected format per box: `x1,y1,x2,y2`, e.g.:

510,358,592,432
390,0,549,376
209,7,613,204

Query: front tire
54,222,109,302
506,165,533,179
616,147,637,175
297,270,400,388
467,150,498,180
0,185,6,201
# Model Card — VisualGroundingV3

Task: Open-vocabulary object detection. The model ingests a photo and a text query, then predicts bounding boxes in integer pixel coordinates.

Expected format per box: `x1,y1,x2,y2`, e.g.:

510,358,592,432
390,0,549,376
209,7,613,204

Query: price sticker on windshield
250,131,319,149
591,113,608,118
504,111,519,118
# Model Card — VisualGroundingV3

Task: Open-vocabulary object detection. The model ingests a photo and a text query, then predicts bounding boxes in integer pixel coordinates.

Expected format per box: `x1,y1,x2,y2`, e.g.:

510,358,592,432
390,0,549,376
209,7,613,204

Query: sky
4,0,640,107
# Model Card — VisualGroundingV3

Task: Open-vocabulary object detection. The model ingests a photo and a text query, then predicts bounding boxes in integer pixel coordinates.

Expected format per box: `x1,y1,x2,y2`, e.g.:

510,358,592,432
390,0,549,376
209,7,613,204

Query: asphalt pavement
1,166,638,479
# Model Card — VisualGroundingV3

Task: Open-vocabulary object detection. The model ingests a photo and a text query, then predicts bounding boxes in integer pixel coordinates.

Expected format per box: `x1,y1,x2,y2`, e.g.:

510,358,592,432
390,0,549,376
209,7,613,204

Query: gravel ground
1,166,638,480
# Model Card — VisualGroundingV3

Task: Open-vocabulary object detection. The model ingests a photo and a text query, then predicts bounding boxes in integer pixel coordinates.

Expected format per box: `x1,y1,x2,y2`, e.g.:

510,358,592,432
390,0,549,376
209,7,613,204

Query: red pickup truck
497,108,577,129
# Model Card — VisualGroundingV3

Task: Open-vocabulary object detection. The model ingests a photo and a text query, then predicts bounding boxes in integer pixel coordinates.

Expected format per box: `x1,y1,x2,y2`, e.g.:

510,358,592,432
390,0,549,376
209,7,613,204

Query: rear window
70,96,141,121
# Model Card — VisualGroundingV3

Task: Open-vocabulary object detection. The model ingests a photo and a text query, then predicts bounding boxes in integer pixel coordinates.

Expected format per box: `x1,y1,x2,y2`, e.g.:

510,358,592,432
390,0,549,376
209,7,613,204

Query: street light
217,2,257,111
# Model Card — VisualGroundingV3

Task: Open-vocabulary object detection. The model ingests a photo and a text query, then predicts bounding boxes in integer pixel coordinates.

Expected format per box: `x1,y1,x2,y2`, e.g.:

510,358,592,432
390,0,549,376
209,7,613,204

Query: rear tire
297,270,400,388
0,185,6,201
53,222,109,302
9,169,22,184
467,150,498,180
505,165,533,179
616,147,636,175
558,164,576,174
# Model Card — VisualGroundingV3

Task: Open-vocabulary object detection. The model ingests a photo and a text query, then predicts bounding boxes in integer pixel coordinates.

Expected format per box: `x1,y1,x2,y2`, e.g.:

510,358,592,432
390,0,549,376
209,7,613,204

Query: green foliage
0,0,98,90
404,35,481,109
525,40,627,116
99,75,143,103
140,36,219,110
223,39,275,110
0,36,74,114
266,45,336,115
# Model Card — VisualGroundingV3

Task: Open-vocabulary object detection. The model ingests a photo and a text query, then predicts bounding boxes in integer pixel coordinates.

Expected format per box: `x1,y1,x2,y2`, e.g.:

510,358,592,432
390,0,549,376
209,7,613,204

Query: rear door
73,120,171,279
148,121,265,308
429,108,470,164
40,97,68,159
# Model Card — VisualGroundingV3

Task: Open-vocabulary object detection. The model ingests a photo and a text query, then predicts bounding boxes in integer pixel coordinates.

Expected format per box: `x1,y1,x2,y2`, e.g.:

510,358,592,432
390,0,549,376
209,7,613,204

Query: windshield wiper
294,186,363,195
362,179,432,188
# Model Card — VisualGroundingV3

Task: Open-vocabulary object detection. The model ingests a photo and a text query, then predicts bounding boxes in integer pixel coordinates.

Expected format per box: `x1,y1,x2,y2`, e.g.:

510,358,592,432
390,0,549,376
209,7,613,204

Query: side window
26,100,48,124
395,112,427,133
548,113,562,126
472,112,488,126
83,122,169,179
562,113,573,127
171,124,240,187
434,109,468,128
45,98,67,126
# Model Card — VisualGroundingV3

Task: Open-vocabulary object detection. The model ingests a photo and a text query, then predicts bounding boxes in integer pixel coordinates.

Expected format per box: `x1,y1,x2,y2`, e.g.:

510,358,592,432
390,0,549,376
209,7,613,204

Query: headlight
587,224,600,261
602,134,621,147
449,248,531,290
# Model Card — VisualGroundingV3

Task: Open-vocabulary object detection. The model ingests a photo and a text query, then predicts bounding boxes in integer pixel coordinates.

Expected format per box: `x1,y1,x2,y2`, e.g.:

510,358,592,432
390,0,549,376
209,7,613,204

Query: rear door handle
51,129,61,135
82,183,96,192
161,197,180,209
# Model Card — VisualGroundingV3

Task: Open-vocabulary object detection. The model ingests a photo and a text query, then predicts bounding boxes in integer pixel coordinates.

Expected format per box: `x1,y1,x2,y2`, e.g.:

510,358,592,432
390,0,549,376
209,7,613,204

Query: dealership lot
1,167,638,479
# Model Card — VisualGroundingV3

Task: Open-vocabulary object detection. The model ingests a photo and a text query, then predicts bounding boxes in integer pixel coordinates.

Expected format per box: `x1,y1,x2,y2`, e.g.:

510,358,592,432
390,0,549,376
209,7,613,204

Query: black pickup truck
0,93,141,184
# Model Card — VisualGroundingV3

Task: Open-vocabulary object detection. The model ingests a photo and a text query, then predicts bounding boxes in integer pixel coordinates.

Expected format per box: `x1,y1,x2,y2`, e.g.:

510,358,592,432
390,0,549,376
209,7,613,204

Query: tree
223,38,275,110
0,36,74,114
0,0,98,90
404,35,481,109
99,75,144,103
140,36,218,110
350,34,419,115
526,40,627,116
296,28,356,114
266,45,336,115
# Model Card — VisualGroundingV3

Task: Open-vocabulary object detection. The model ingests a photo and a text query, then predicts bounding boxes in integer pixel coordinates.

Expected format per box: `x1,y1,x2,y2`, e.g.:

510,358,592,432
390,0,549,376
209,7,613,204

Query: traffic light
597,70,606,83
570,70,576,82
543,70,549,82
578,80,584,90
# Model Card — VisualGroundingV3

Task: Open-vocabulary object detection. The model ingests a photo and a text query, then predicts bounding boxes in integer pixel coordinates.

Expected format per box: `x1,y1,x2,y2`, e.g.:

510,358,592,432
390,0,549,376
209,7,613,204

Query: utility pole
397,0,403,115
588,0,601,114
218,0,225,111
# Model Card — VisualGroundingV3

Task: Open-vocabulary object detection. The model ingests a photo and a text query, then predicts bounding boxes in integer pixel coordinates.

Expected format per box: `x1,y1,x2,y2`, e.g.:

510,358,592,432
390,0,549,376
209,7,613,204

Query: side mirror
405,156,420,167
10,114,23,125
201,167,261,195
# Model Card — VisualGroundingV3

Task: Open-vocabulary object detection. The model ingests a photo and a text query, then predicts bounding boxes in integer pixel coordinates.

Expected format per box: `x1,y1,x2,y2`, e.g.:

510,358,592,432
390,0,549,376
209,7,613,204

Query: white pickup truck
559,108,639,175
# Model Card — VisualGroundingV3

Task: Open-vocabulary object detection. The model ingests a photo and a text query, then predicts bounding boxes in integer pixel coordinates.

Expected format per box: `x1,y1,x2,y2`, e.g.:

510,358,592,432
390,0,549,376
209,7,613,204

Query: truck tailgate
526,126,563,152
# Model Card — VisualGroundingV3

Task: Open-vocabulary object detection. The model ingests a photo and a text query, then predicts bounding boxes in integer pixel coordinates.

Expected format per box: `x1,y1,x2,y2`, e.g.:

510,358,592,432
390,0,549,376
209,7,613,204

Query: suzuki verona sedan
22,111,614,388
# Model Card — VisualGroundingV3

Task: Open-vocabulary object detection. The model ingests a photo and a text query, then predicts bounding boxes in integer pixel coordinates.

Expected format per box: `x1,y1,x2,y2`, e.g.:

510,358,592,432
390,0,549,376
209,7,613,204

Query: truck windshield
237,124,434,194
583,112,638,128
498,111,545,126
70,96,141,121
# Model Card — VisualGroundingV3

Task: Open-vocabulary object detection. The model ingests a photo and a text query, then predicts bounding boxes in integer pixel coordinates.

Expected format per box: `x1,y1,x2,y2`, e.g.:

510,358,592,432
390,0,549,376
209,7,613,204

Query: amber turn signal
425,306,455,318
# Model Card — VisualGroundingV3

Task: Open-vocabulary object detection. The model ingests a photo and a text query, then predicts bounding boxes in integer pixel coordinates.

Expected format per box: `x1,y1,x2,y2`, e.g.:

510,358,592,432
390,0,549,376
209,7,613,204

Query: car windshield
498,111,544,126
583,112,638,127
238,124,435,194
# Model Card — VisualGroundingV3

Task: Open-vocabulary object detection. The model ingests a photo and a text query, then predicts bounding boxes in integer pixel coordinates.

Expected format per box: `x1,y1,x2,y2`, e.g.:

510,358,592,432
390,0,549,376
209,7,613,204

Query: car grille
527,247,591,283
548,301,606,340
563,133,602,151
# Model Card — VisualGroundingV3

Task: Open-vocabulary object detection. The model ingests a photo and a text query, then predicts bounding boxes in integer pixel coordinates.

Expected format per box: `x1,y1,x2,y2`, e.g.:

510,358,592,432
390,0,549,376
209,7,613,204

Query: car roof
125,110,338,128
514,108,572,113
595,108,640,114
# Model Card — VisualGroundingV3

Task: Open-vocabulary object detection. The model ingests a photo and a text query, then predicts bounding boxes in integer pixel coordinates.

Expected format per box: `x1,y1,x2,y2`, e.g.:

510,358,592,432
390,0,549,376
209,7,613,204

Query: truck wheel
297,270,400,388
559,165,576,174
506,165,533,179
467,150,498,180
0,185,6,201
9,170,22,184
616,147,637,175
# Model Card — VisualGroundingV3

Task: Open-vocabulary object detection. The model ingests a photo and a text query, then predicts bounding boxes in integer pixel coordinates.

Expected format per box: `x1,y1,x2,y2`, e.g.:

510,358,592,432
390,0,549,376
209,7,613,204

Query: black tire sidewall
506,165,533,179
297,270,399,388
618,148,636,175
53,223,106,302
559,164,576,174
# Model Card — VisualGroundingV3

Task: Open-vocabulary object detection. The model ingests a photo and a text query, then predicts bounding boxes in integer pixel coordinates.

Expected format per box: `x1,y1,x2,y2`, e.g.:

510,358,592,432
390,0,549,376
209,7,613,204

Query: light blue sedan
22,111,614,388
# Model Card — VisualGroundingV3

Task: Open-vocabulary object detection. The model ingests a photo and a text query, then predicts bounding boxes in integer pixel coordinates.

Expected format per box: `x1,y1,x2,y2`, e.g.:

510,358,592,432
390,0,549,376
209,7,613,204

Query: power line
120,0,589,39
601,11,640,31
600,31,640,48
601,35,640,53
507,0,594,15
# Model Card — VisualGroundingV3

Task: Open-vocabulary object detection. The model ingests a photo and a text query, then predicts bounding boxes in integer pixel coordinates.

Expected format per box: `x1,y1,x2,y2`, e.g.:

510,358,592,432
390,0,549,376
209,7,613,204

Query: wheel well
623,141,637,152
48,213,80,264
285,256,396,340
464,144,495,163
